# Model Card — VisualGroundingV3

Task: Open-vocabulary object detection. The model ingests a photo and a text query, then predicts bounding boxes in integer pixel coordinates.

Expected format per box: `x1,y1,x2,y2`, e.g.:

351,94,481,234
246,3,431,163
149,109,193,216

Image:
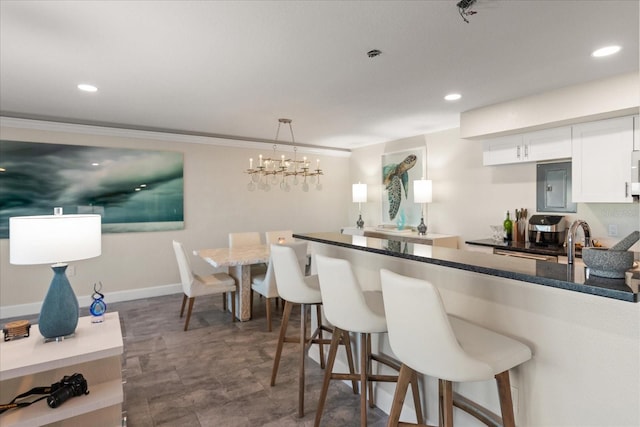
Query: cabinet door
482,135,523,165
524,127,572,162
572,116,634,203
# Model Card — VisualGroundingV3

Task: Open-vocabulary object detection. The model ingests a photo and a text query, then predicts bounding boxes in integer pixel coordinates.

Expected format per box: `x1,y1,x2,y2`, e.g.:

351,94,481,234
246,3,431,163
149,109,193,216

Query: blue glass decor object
90,282,107,323
396,208,406,230
38,265,79,340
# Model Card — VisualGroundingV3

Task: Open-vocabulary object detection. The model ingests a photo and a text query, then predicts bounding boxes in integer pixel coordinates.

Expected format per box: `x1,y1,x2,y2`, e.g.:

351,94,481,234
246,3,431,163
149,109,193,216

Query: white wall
0,122,351,316
460,72,640,139
352,127,640,251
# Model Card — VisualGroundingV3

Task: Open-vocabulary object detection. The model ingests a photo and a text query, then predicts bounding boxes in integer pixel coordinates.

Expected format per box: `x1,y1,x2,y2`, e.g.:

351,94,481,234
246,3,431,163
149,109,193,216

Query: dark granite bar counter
294,232,639,303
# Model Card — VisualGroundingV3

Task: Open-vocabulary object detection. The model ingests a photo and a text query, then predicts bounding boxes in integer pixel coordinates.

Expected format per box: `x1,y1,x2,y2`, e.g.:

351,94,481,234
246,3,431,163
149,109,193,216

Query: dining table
194,244,270,321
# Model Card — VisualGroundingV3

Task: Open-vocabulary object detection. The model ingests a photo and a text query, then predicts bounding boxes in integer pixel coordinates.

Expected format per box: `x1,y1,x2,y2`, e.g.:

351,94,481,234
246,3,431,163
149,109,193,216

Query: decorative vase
38,265,79,340
396,208,406,230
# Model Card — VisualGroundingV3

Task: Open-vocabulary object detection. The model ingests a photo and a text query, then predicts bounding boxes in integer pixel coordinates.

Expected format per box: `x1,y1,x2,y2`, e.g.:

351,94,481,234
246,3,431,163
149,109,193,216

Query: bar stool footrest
453,391,502,427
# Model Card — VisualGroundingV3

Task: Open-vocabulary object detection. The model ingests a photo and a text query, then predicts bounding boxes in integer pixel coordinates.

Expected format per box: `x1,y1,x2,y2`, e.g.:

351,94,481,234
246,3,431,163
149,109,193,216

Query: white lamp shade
413,179,432,203
9,214,102,265
352,183,367,203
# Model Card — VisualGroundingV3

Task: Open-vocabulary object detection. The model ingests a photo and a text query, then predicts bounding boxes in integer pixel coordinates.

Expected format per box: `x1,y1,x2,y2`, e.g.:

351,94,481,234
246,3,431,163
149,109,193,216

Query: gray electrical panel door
536,162,577,213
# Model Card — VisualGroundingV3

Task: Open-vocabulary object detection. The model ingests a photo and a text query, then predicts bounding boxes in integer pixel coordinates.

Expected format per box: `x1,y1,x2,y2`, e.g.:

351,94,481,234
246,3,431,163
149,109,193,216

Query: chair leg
386,363,413,427
230,291,236,322
495,370,516,427
271,300,293,386
221,293,227,311
184,297,195,331
440,379,453,427
314,327,343,427
180,294,188,318
250,289,254,317
266,296,272,332
299,303,308,417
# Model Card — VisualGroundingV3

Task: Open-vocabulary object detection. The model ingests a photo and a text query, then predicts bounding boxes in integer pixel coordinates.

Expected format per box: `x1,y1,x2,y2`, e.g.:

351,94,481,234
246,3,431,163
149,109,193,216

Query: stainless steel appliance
492,248,558,262
528,215,566,246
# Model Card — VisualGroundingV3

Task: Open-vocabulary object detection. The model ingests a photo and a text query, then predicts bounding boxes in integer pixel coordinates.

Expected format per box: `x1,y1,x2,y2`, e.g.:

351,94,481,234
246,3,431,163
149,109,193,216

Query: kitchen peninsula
295,232,640,427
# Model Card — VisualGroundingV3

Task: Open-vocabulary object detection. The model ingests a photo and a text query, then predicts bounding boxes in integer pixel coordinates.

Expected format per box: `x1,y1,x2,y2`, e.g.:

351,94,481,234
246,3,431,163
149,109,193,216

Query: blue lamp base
38,264,79,341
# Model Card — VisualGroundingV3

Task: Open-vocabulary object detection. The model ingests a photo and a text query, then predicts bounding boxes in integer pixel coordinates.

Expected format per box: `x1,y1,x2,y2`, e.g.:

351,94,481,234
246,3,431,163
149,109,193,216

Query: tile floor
1,293,390,426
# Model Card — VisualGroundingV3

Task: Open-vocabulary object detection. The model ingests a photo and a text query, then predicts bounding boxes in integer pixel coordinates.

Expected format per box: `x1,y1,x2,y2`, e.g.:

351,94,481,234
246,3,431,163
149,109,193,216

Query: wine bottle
503,211,513,242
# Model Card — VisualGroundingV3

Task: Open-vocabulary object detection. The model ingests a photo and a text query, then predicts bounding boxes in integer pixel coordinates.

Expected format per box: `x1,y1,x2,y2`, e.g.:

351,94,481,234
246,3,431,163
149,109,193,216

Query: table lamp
9,209,102,341
352,182,367,229
413,179,432,235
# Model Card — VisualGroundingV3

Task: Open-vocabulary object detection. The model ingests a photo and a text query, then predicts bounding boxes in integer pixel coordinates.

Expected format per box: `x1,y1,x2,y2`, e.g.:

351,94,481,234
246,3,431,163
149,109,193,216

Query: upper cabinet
483,127,571,166
572,116,634,203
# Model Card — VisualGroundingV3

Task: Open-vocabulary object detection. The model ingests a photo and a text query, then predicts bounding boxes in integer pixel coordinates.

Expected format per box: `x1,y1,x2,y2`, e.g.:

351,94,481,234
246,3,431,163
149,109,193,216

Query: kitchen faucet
566,220,592,264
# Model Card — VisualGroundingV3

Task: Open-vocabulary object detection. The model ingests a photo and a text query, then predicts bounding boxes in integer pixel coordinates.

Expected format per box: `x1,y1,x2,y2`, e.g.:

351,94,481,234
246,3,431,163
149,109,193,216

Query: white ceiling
1,1,638,151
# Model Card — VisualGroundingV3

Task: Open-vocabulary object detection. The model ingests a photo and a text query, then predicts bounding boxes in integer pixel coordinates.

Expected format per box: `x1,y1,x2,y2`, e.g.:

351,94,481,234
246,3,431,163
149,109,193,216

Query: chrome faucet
566,220,592,264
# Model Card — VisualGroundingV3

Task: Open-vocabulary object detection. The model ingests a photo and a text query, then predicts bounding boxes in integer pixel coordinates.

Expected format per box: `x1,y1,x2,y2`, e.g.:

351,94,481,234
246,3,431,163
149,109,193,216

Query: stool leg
386,363,413,427
271,300,292,386
314,327,343,427
316,304,326,369
299,303,308,417
341,331,358,393
367,333,375,409
360,332,368,427
410,370,424,424
495,370,516,427
440,379,453,427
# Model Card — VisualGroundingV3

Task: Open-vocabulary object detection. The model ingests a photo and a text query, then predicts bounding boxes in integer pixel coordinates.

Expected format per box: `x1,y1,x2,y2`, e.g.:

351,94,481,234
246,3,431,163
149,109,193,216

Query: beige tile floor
3,293,390,426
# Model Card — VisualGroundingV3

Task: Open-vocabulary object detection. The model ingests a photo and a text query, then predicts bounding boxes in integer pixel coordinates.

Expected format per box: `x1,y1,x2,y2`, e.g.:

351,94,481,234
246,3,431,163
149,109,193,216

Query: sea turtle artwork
382,154,417,220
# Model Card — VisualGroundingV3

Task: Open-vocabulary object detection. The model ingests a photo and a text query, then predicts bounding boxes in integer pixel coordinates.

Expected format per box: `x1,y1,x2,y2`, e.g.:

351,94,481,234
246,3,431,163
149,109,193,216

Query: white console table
0,312,124,427
341,226,458,248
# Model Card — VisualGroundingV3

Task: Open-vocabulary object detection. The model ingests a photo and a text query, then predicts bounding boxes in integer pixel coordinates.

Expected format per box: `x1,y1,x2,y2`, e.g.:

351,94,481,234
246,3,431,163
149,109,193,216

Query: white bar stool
270,243,357,418
314,255,424,427
380,269,532,427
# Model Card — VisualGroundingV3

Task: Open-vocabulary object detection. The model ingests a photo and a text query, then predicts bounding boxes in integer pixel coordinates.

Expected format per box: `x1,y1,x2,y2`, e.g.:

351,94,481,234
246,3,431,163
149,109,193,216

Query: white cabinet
572,116,634,203
0,313,123,427
483,127,571,166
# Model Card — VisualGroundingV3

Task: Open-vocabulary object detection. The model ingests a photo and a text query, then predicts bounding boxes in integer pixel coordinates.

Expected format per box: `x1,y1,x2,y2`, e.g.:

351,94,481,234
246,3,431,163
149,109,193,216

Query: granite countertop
465,238,580,257
294,232,639,303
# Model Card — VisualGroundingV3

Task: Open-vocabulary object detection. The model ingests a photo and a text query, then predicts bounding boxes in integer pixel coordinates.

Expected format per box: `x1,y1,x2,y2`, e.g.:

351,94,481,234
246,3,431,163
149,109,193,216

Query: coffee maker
528,215,566,246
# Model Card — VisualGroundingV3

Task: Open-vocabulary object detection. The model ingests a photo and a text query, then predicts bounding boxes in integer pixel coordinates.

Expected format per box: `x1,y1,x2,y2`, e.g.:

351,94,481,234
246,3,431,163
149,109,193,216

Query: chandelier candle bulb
249,158,253,169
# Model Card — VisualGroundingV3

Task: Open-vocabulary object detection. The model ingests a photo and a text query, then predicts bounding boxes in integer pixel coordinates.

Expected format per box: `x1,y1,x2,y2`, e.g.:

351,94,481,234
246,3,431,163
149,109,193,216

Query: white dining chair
172,240,237,330
380,269,532,427
252,230,298,331
250,256,279,332
229,231,262,247
265,230,293,245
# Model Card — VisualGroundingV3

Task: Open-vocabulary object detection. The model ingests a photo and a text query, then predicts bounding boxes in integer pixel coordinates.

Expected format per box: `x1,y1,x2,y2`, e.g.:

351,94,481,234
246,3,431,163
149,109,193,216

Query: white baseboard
0,283,182,320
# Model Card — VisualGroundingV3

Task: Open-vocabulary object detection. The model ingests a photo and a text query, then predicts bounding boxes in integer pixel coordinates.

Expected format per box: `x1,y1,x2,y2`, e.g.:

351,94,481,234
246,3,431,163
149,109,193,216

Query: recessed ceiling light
591,45,621,58
77,83,98,92
444,93,462,101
